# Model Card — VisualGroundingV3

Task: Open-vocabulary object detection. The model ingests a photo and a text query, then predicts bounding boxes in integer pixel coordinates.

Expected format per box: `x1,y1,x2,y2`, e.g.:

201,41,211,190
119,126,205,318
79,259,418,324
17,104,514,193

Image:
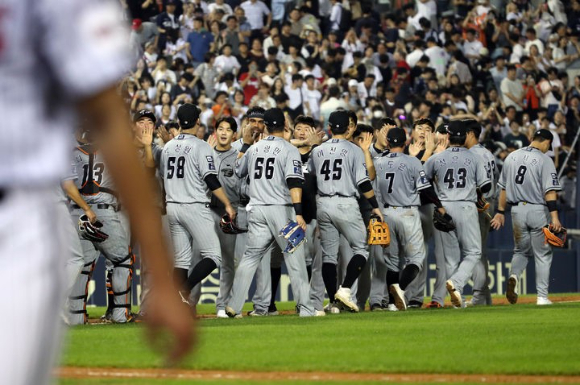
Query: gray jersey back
72,145,117,205
161,134,217,203
236,136,303,205
470,144,497,199
309,139,370,197
424,147,489,202
375,152,430,207
211,147,242,206
498,146,562,204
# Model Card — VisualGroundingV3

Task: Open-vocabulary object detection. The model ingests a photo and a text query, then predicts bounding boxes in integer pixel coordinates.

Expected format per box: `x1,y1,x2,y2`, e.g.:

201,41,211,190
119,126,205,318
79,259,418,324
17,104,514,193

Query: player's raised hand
158,125,172,144
490,212,505,230
139,126,154,147
408,141,423,157
207,133,217,148
306,127,323,146
371,208,384,222
435,136,449,154
358,132,373,151
425,131,437,152
242,121,254,145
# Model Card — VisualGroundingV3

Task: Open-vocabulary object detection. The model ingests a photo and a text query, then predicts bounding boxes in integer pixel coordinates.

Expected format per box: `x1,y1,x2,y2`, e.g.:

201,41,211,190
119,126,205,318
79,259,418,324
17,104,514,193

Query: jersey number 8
515,165,527,184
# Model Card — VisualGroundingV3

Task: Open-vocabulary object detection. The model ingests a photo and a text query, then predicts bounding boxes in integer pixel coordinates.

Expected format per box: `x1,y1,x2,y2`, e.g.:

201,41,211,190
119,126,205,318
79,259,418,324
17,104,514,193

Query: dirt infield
56,367,580,383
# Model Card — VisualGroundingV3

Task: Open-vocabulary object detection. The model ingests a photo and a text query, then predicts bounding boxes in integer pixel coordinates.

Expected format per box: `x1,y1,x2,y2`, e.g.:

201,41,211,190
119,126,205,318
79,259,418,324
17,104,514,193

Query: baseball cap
328,110,350,131
533,128,554,142
166,0,177,5
447,121,467,137
263,108,285,129
435,123,449,134
327,78,337,86
133,109,156,124
132,19,142,30
348,79,358,88
387,128,407,145
177,103,201,129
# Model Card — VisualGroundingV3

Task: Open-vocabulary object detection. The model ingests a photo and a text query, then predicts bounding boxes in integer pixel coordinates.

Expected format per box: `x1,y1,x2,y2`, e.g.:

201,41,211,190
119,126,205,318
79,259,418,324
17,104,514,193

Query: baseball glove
543,225,567,247
367,215,390,247
476,196,490,212
279,220,306,253
220,214,247,234
433,209,456,232
78,214,109,243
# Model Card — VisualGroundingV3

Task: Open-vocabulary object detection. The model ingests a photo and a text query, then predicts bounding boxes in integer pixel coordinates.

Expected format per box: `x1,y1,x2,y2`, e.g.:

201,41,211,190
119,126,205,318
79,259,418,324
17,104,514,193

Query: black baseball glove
433,209,456,232
220,214,247,234
78,214,109,243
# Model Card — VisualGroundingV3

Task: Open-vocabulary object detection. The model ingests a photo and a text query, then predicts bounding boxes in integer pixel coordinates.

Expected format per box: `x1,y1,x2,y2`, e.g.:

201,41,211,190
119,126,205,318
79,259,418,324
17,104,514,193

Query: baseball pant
440,201,482,294
212,209,238,312
382,206,426,272
308,227,326,311
69,206,133,324
509,203,553,298
0,189,66,385
227,205,315,316
252,246,282,312
471,199,495,305
56,201,84,299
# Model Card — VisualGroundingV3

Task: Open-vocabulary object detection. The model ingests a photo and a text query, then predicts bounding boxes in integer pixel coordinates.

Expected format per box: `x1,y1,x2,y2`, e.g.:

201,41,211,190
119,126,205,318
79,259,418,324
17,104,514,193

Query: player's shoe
335,286,359,313
314,310,326,317
425,301,443,309
324,302,341,314
446,280,463,308
537,297,553,306
386,304,398,312
99,309,113,324
407,301,423,309
268,304,279,316
506,275,518,304
370,303,384,311
248,309,268,316
389,284,407,311
216,309,228,318
225,306,242,319
179,291,191,306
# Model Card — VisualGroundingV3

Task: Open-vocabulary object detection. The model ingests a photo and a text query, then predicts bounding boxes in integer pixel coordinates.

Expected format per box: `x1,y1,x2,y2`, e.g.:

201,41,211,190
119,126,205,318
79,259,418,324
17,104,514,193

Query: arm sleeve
286,177,304,189
204,174,222,191
358,180,373,193
198,143,218,179
419,186,442,208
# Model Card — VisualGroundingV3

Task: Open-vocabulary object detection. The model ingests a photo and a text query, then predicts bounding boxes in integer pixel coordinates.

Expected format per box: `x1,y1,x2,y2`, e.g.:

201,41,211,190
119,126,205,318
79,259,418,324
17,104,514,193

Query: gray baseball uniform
68,145,133,324
424,147,490,295
470,144,497,305
498,146,562,298
227,136,314,316
161,133,222,274
376,152,429,273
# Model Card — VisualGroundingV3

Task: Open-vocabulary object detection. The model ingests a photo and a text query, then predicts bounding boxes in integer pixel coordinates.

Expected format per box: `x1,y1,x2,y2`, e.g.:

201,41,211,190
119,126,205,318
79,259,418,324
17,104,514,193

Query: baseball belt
71,203,122,212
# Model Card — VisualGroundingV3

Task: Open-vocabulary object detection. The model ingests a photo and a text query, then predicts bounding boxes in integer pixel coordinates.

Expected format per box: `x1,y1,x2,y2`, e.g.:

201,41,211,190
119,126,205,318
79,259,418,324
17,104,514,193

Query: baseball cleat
314,310,326,317
386,304,398,312
324,302,341,314
389,284,407,311
537,297,553,306
446,280,463,308
370,303,384,311
425,301,443,309
268,304,279,316
407,301,423,309
506,274,518,304
247,309,268,317
216,309,228,318
335,286,359,313
225,306,242,319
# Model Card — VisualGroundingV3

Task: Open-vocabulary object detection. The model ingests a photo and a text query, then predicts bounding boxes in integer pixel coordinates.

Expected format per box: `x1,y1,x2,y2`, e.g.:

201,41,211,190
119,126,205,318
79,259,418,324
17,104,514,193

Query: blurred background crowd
119,0,579,207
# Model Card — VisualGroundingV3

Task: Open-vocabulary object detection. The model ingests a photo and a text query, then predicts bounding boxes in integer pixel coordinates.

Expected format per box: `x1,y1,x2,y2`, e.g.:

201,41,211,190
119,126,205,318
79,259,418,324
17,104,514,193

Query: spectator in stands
187,17,213,66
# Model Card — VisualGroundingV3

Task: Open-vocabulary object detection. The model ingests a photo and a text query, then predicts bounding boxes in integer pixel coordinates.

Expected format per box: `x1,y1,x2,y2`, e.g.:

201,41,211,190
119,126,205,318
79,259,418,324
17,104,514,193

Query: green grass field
58,297,580,384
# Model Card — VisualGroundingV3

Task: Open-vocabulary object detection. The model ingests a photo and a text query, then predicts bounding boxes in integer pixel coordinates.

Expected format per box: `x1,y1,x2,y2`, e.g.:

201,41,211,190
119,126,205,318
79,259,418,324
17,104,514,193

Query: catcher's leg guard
68,259,96,325
104,268,113,317
110,252,135,323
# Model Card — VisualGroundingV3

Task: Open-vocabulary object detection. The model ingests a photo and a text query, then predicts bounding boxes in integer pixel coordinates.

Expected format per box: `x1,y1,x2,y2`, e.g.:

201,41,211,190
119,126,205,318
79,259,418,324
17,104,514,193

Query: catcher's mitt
543,225,567,247
220,214,247,234
367,215,390,247
476,196,490,212
78,214,109,243
279,220,306,253
433,209,456,232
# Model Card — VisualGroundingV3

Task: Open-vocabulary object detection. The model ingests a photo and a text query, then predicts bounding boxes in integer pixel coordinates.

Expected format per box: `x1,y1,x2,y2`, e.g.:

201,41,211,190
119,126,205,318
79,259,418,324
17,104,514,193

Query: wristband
367,196,379,209
497,209,505,215
293,203,303,216
546,200,557,212
240,143,251,153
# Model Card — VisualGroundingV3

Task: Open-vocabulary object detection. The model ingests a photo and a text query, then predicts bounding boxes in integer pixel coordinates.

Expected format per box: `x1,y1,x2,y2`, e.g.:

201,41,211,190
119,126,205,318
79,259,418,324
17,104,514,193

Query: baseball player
226,108,318,318
465,119,497,306
207,117,244,318
424,121,491,308
161,104,236,304
310,110,384,313
491,129,562,306
0,0,192,382
376,128,447,311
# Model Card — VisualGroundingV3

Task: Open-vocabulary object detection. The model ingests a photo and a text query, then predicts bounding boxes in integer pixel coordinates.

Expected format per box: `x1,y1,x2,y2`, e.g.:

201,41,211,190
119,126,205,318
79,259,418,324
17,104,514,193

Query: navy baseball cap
387,128,407,145
177,103,200,129
447,121,466,137
436,123,449,134
263,108,285,129
133,109,156,124
328,110,350,131
533,129,554,142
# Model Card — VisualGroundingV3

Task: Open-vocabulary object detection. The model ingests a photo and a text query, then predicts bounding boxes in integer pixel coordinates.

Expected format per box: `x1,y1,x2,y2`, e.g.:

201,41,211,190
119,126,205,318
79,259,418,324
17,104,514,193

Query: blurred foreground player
0,1,193,384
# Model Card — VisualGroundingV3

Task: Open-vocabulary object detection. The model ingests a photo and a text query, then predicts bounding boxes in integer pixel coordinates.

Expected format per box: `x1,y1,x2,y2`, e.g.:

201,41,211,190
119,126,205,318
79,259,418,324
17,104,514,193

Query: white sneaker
537,297,553,306
216,309,228,318
324,302,341,314
315,310,326,317
389,284,407,311
506,274,518,304
386,304,399,312
335,286,359,312
446,280,463,308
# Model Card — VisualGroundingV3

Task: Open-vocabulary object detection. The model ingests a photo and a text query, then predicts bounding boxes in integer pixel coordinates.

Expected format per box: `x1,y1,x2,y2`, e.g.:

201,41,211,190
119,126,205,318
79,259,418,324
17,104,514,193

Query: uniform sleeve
39,0,132,98
353,146,370,185
285,147,305,180
197,143,218,179
424,156,435,180
235,152,250,178
414,159,431,191
541,157,562,193
152,144,163,168
475,155,491,188
307,155,315,174
497,168,507,190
